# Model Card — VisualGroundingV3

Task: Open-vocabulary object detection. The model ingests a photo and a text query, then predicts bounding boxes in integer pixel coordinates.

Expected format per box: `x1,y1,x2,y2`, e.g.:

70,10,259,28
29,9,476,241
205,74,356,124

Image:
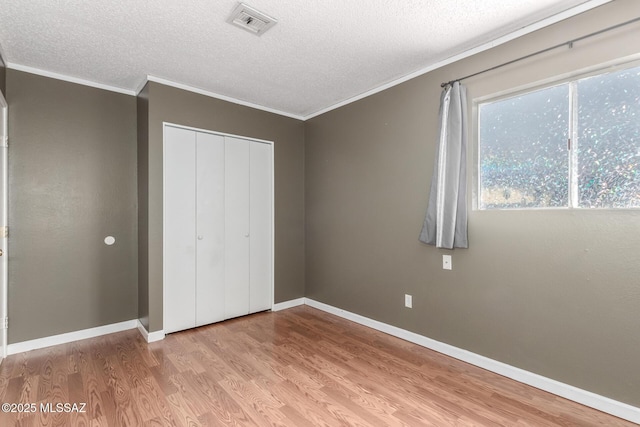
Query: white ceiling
0,0,609,119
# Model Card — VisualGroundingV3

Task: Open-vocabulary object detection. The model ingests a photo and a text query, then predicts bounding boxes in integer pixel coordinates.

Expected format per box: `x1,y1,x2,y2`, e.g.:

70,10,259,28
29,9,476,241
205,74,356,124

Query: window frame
473,57,640,211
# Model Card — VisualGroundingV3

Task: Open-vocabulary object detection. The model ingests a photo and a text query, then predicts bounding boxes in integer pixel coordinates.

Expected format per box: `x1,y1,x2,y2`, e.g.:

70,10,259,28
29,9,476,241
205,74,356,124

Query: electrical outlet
443,254,452,270
404,294,412,308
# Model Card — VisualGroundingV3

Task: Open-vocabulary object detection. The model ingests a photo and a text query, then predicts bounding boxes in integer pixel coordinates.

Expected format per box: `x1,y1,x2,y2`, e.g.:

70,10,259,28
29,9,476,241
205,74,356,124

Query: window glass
479,63,640,210
479,85,569,209
577,67,640,208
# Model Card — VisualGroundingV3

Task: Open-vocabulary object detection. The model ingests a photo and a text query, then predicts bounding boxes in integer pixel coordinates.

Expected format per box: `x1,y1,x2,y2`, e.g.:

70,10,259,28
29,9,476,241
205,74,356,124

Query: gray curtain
419,81,468,249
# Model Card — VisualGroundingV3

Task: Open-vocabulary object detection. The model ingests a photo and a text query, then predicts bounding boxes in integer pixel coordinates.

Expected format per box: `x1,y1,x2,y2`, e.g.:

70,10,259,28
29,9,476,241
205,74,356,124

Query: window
479,64,640,209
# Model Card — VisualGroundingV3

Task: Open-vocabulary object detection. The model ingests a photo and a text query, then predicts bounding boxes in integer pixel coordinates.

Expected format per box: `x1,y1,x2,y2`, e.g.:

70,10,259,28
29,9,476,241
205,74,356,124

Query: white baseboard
136,320,165,343
7,319,138,355
272,297,305,311
303,298,640,425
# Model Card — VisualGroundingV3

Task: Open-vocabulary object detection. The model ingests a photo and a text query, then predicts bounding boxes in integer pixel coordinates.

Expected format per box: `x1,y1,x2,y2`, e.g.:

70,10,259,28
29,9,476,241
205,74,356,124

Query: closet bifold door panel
163,124,273,334
249,141,273,313
164,126,197,334
224,137,251,319
195,132,226,327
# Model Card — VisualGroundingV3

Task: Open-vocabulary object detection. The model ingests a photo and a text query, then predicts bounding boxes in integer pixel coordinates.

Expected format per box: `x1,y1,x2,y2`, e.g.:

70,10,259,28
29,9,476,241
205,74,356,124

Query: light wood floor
0,305,635,426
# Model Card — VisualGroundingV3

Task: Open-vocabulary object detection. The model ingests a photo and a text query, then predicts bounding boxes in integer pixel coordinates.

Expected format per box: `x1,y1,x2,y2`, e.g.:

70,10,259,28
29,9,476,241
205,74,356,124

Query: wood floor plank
132,380,169,424
298,356,405,425
270,379,343,427
0,354,16,401
216,376,284,427
164,390,203,427
88,415,109,427
344,343,512,425
187,370,256,425
279,404,315,427
0,305,636,426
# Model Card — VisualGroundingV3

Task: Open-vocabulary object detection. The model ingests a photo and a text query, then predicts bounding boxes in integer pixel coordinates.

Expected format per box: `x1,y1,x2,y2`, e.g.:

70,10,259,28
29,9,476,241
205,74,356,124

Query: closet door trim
164,122,274,145
162,122,275,333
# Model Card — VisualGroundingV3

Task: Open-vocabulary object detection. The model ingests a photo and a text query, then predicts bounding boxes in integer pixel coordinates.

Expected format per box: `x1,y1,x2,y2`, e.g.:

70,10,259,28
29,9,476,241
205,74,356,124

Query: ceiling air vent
227,3,277,36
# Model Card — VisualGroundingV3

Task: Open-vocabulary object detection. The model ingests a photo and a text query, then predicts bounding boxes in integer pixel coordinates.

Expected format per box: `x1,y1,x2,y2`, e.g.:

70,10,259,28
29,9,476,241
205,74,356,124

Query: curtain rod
440,16,640,88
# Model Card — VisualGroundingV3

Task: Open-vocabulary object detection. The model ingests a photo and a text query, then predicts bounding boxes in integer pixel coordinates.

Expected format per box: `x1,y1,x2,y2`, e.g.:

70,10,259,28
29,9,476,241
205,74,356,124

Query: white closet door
224,137,250,319
249,142,273,313
196,133,226,326
164,126,197,334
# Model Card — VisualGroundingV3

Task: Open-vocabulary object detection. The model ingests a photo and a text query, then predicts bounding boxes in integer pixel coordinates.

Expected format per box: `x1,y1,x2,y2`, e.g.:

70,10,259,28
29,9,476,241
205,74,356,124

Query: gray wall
137,84,149,331
7,70,138,343
140,82,305,332
305,0,640,406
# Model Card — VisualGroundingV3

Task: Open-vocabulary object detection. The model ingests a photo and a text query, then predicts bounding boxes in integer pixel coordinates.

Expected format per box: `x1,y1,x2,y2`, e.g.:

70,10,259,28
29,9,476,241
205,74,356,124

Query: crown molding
146,75,305,121
6,63,136,96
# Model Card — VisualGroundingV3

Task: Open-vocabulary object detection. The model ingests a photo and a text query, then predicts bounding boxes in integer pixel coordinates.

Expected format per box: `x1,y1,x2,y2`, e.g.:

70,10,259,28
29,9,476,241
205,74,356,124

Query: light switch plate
404,294,412,308
443,254,452,270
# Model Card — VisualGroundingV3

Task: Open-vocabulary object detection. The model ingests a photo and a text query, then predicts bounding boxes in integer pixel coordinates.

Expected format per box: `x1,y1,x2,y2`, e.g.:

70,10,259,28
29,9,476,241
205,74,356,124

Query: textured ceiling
0,0,607,119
